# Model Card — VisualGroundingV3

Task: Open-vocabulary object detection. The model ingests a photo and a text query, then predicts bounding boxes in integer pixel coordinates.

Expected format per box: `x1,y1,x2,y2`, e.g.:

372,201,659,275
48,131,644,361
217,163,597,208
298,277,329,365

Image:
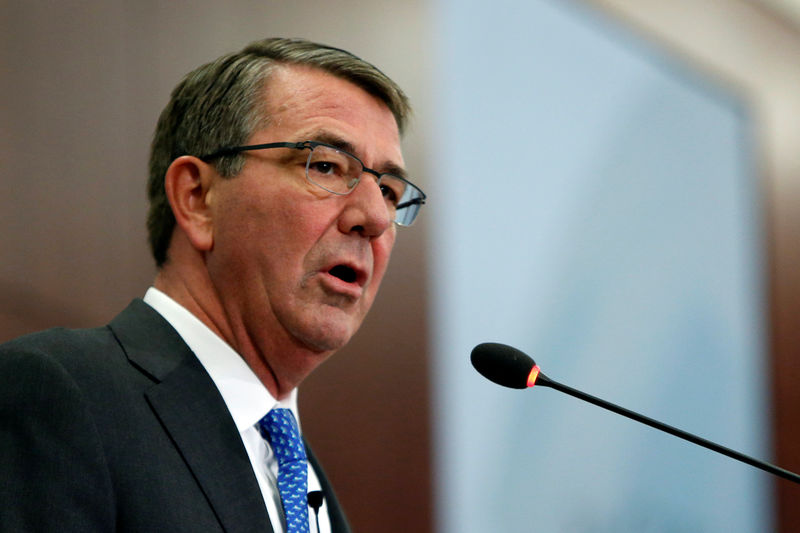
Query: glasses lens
305,143,425,226
381,175,425,226
306,145,361,194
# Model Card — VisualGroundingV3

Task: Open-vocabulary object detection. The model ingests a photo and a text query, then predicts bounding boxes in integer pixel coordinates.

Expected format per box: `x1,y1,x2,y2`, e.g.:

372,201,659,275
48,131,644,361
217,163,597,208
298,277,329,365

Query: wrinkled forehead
258,65,404,165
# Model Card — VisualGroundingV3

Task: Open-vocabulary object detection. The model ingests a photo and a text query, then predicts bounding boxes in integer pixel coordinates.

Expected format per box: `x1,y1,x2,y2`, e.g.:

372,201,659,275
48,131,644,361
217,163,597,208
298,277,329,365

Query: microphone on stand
470,341,800,484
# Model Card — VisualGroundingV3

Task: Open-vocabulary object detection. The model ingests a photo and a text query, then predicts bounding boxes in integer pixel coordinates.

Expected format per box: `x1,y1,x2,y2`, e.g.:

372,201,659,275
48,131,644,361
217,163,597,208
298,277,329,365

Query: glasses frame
200,140,426,226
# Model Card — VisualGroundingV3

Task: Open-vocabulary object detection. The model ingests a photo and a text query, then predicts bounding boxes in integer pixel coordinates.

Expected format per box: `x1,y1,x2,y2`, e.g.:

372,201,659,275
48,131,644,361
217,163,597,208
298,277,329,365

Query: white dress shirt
143,287,331,533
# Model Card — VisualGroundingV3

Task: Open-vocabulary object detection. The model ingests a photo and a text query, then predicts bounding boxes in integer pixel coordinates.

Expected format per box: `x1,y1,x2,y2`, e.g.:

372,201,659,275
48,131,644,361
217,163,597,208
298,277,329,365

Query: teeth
329,265,357,283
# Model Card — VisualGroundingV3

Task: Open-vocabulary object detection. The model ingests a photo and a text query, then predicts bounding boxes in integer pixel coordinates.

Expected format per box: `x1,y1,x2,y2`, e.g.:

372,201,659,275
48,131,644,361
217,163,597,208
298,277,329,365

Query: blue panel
429,1,771,532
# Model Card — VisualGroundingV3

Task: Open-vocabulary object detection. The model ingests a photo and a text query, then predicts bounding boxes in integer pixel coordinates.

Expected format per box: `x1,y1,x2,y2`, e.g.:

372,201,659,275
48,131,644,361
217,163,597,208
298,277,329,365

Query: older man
0,38,425,533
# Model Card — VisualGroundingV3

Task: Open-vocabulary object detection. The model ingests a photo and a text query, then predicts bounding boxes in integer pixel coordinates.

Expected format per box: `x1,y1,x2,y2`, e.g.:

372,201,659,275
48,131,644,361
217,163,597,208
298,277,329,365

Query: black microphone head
471,342,540,389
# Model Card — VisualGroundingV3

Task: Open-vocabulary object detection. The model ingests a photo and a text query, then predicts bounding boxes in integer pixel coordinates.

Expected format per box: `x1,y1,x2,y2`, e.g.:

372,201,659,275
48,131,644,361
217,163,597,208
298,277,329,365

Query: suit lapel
110,300,273,533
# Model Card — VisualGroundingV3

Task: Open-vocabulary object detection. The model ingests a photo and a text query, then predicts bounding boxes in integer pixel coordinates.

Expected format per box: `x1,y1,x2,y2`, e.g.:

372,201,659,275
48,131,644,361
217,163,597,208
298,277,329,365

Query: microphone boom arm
536,372,800,484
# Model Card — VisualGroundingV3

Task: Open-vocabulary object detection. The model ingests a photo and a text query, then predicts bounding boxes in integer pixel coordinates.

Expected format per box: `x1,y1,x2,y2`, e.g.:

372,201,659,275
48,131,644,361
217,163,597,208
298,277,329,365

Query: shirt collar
143,287,299,433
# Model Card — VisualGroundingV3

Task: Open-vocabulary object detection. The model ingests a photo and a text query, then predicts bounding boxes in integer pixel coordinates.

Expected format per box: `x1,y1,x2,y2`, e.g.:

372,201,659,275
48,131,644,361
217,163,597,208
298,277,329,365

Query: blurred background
2,1,799,531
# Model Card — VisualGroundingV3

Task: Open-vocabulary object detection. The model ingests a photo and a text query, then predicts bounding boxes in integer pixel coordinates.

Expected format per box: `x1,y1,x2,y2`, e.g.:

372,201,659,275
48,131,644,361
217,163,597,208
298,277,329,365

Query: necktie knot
259,408,308,466
258,408,310,533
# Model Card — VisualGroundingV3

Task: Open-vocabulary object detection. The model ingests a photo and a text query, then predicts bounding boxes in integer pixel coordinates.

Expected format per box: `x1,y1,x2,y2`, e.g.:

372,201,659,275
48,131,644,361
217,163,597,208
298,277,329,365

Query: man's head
148,38,419,398
147,37,411,268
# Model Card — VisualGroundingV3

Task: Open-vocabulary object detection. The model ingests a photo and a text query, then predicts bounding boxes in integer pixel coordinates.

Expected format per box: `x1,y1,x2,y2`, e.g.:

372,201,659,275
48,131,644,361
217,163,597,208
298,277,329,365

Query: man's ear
164,155,217,253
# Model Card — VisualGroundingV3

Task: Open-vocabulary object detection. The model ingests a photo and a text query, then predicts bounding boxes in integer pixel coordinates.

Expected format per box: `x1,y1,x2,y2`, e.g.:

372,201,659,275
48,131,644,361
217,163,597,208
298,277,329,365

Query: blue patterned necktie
258,408,310,533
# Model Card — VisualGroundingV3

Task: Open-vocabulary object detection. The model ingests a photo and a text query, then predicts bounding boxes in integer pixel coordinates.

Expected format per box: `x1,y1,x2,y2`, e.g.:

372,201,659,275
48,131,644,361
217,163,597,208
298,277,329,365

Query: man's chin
293,318,359,354
277,299,368,353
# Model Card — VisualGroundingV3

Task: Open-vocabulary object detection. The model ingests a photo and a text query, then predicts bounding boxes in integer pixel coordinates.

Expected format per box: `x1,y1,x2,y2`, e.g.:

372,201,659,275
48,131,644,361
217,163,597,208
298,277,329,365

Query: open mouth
328,265,358,284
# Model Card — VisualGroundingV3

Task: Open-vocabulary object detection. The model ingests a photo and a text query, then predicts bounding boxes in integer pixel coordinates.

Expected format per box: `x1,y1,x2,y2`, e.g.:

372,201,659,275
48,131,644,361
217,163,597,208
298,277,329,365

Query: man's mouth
328,264,358,284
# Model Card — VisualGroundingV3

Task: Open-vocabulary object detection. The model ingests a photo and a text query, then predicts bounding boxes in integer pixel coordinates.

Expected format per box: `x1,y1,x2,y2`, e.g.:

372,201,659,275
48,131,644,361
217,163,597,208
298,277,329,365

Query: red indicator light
527,365,540,387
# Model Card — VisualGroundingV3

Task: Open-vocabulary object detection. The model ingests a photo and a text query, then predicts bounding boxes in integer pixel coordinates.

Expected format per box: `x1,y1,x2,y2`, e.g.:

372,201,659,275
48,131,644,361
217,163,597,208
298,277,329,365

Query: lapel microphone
307,491,324,532
471,342,800,484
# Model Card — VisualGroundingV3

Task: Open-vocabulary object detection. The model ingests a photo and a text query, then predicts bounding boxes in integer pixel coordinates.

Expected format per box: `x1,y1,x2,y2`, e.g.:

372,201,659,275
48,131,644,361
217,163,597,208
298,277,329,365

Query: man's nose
337,175,393,237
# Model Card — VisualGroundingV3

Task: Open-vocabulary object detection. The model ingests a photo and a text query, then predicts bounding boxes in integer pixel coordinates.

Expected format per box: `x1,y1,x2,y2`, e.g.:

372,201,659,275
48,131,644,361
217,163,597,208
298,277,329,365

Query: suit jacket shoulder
0,300,271,532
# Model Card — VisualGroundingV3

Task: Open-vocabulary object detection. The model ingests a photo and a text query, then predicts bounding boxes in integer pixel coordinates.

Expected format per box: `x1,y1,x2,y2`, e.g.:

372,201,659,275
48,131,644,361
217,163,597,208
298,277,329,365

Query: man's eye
380,184,400,206
309,161,338,175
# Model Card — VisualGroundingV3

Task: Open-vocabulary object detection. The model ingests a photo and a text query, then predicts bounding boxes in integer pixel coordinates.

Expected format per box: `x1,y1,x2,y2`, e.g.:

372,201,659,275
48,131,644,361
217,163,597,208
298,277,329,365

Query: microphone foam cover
471,342,536,389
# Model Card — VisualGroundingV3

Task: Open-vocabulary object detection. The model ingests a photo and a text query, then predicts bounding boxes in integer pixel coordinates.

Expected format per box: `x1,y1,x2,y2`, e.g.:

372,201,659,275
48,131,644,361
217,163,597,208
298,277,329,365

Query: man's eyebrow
307,131,357,156
381,162,409,180
306,130,409,179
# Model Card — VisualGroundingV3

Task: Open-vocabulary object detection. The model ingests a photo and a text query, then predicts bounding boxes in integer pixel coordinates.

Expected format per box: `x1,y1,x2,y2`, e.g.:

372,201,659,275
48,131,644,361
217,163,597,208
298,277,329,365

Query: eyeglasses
200,141,426,226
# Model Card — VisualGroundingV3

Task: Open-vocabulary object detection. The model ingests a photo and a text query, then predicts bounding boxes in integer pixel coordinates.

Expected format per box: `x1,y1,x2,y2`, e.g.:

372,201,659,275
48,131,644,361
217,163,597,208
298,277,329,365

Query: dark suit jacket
0,299,350,533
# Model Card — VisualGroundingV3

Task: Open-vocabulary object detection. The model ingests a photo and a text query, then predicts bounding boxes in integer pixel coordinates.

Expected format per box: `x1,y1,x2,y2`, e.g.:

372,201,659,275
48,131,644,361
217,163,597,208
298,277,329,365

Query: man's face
204,65,403,386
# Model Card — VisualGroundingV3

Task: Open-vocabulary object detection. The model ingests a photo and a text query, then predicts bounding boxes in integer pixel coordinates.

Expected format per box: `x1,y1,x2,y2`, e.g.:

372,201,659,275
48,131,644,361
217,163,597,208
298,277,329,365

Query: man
0,38,425,532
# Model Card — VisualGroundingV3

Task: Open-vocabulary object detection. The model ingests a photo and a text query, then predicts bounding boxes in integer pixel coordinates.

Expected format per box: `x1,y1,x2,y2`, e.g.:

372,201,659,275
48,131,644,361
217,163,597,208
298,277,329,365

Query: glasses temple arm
396,198,426,210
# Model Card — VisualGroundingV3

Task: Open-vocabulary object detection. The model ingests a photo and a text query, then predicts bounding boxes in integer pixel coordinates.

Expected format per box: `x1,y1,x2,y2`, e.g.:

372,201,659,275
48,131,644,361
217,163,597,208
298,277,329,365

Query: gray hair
146,37,411,267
